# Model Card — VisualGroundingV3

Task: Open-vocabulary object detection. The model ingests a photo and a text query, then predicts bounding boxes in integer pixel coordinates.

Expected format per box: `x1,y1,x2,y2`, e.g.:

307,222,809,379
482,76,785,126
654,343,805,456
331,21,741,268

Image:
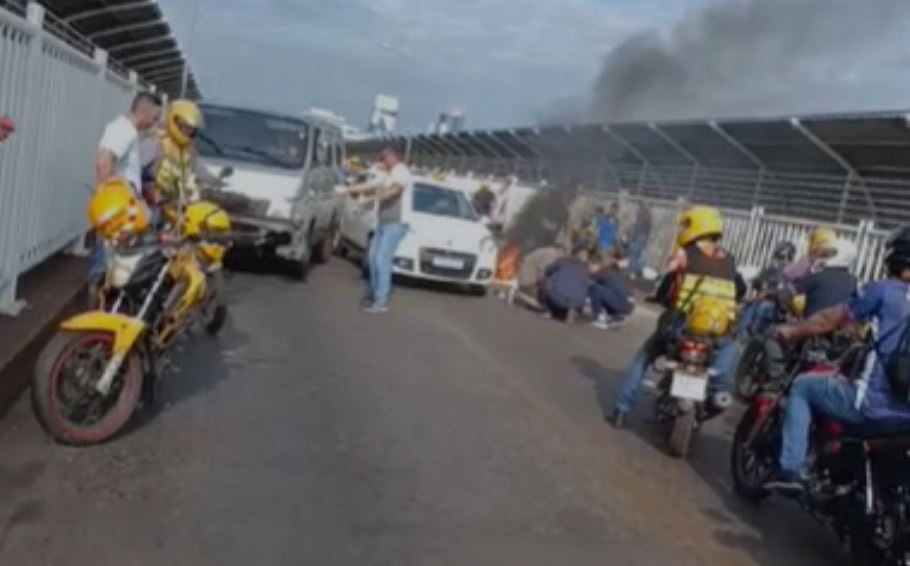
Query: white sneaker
592,314,609,330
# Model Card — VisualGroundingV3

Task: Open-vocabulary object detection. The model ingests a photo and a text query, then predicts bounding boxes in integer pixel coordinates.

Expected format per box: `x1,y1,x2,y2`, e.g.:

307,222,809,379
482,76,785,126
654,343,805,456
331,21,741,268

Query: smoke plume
588,0,910,123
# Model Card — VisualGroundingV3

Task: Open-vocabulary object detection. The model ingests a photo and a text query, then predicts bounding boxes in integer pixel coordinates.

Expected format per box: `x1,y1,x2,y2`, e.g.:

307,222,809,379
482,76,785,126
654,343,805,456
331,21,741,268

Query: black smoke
587,0,910,123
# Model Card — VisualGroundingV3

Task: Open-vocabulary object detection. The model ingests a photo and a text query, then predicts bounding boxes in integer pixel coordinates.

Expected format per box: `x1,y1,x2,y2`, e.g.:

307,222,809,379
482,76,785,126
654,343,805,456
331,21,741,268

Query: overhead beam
65,0,154,24
792,117,877,219
89,20,167,41
108,35,174,53
120,47,180,65
649,123,701,167
708,120,767,171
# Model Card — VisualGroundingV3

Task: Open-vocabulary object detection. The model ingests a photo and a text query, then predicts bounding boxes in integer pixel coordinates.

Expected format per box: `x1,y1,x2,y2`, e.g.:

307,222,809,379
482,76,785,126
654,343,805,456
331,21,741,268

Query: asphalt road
0,260,850,566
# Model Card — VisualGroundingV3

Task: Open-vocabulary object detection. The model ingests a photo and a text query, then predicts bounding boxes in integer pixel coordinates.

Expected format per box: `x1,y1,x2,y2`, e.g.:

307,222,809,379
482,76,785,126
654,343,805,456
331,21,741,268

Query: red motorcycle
731,339,910,565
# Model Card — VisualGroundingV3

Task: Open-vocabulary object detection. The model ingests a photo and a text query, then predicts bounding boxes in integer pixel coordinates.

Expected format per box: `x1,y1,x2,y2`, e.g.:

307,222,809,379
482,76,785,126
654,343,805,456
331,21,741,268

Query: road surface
0,261,848,565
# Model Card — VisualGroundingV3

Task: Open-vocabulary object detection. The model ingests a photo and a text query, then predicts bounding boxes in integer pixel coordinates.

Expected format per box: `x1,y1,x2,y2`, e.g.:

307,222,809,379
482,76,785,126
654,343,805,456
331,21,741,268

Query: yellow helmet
791,294,806,316
183,201,231,263
677,206,723,247
808,227,837,256
166,99,204,148
88,177,149,241
687,296,733,337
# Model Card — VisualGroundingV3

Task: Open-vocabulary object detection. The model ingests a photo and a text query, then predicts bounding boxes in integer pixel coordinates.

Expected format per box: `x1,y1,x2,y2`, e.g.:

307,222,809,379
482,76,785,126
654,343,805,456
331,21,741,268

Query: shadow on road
569,354,847,566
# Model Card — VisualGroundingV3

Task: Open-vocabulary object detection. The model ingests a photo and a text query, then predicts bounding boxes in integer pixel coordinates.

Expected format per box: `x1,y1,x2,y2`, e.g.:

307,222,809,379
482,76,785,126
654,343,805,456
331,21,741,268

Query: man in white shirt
95,92,161,193
347,147,412,313
90,92,161,289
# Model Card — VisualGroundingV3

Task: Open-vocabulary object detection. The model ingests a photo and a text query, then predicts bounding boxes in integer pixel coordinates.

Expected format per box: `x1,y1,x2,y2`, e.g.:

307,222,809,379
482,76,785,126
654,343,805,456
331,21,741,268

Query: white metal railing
0,3,137,315
426,169,892,285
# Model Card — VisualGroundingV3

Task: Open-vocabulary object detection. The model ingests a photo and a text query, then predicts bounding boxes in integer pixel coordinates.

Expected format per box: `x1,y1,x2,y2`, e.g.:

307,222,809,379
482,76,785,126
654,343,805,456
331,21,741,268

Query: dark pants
543,295,569,321
589,283,633,319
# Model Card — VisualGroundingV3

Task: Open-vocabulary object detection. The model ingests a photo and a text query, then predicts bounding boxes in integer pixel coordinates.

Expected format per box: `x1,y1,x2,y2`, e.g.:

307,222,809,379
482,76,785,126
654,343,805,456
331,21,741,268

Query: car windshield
411,183,477,221
197,106,308,170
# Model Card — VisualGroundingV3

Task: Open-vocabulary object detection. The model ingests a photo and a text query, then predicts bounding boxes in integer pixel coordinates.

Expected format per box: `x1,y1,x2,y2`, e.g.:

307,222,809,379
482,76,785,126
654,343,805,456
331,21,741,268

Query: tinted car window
412,183,477,221
198,106,309,170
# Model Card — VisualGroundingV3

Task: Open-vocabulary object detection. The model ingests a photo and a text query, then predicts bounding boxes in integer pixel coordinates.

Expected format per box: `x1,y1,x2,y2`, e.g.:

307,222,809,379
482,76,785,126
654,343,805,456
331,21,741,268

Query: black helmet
772,241,797,263
885,225,910,270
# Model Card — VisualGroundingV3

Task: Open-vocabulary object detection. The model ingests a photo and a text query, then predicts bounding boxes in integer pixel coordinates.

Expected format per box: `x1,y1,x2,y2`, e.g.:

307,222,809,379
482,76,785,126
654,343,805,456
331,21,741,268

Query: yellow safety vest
153,130,198,202
673,246,738,317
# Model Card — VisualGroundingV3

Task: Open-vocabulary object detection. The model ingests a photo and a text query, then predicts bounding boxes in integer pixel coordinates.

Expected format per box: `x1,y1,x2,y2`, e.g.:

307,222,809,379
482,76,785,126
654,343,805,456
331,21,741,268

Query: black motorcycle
731,341,910,565
734,288,801,401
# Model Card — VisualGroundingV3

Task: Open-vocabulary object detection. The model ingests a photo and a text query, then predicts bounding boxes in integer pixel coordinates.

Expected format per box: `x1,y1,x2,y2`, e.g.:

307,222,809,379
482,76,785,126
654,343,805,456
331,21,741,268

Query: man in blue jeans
767,226,910,492
347,148,412,313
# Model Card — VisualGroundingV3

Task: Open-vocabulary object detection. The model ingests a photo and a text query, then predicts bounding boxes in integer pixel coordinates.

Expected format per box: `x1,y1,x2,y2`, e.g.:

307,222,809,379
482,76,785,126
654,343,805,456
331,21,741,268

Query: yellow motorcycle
31,178,233,445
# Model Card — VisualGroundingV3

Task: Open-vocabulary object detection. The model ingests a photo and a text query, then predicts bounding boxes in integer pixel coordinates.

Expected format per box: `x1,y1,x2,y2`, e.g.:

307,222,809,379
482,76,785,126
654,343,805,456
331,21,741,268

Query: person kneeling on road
610,206,745,428
765,226,910,492
588,253,634,329
541,244,590,322
514,244,565,311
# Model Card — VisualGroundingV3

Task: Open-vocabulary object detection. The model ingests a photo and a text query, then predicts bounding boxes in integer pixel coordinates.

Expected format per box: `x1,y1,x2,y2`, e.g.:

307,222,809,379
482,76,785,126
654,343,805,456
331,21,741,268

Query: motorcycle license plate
432,257,464,270
670,371,708,401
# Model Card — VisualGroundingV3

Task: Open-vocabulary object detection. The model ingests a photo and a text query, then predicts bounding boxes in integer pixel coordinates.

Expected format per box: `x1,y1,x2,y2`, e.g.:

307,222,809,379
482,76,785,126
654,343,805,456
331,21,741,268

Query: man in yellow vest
611,206,745,428
142,99,209,208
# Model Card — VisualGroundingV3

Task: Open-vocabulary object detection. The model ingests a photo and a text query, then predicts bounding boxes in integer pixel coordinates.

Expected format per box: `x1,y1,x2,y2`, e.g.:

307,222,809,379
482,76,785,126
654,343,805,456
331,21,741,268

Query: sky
157,0,708,132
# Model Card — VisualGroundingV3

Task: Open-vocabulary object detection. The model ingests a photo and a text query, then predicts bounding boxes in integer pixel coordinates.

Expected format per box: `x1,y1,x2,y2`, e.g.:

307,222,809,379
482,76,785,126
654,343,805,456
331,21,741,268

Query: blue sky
158,0,708,131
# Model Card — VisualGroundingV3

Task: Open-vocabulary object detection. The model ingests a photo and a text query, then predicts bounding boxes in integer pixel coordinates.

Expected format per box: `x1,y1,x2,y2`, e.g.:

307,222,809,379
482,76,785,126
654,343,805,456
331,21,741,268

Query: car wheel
468,285,488,297
332,224,347,258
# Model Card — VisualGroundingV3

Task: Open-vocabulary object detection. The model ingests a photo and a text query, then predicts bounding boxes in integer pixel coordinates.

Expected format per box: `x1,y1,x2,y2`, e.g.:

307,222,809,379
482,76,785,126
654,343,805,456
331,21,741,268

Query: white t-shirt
98,115,141,193
371,162,411,224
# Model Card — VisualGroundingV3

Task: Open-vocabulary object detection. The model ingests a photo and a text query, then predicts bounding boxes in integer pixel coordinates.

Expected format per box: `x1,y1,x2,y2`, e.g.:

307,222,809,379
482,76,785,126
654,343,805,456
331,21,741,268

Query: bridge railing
0,3,137,315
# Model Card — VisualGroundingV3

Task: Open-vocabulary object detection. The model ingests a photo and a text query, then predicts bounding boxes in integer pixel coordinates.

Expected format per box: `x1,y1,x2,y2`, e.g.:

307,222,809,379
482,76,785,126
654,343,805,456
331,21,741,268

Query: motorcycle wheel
202,273,228,336
847,518,886,566
735,341,764,401
668,402,696,458
204,304,228,336
31,331,142,446
730,404,772,502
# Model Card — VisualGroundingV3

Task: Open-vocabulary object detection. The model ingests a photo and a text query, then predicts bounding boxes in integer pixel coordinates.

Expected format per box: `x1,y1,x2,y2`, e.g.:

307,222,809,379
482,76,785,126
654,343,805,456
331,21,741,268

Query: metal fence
576,191,890,284
0,3,137,315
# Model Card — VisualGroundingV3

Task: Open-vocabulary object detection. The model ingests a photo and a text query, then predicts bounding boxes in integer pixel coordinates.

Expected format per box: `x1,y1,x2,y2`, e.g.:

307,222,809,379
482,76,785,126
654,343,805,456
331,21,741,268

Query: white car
335,179,497,293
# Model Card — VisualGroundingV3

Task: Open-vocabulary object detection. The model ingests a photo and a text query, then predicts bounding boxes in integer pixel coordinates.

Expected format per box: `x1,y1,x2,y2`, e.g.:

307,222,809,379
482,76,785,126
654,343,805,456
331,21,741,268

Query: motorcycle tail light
679,340,709,365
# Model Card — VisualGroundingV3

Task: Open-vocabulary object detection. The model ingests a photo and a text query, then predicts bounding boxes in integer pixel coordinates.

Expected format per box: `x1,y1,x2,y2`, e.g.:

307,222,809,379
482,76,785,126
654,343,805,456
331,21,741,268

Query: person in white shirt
347,147,412,313
95,92,161,193
90,92,161,290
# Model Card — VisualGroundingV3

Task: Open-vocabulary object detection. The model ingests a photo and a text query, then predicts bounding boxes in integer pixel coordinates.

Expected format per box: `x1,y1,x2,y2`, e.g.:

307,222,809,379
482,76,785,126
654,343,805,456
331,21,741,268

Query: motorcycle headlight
108,252,144,288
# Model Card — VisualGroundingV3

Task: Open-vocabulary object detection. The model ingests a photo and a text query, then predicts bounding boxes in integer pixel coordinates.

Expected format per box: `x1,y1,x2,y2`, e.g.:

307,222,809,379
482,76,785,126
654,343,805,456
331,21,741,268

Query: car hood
202,160,302,219
405,212,491,249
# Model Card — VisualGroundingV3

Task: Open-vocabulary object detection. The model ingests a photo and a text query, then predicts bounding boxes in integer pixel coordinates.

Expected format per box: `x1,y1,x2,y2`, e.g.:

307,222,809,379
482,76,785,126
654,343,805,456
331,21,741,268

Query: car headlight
479,236,497,256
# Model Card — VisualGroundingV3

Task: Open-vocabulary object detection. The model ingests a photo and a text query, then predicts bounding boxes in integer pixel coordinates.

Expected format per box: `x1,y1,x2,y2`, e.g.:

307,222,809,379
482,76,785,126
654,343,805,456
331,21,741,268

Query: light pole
180,0,202,98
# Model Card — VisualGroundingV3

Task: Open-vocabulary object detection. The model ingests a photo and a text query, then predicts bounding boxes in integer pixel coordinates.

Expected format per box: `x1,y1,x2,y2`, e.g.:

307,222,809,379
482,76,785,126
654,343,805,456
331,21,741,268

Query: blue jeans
737,300,776,338
589,283,632,319
614,324,738,413
368,222,408,307
780,374,863,473
90,242,107,284
628,234,649,274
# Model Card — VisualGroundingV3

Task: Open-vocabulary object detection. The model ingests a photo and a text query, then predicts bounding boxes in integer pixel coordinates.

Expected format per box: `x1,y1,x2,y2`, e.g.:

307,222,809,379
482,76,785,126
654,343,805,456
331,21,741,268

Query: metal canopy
38,0,201,99
346,110,910,227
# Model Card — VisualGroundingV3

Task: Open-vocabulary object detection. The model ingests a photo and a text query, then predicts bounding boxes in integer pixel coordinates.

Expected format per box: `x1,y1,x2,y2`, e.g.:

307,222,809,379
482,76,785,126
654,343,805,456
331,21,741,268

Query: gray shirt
374,162,411,225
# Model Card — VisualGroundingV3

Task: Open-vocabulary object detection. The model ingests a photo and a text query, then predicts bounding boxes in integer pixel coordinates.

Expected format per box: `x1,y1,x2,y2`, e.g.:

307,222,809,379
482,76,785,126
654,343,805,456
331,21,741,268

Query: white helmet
824,237,857,269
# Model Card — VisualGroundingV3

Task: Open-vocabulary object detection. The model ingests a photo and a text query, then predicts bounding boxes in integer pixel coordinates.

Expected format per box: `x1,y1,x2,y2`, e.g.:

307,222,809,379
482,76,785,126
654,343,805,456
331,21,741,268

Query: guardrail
429,169,890,284
576,191,889,284
0,3,137,315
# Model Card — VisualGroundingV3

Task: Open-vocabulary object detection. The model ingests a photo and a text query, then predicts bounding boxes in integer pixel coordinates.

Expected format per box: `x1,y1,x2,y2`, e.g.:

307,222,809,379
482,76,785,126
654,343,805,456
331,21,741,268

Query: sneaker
363,304,390,314
763,470,805,494
608,409,627,429
607,317,627,329
360,296,375,308
592,315,610,330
